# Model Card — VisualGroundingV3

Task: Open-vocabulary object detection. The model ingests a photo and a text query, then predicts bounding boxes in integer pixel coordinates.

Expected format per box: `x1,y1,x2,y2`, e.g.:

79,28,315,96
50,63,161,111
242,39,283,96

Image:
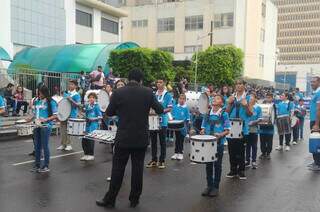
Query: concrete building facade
121,0,278,82
0,0,127,68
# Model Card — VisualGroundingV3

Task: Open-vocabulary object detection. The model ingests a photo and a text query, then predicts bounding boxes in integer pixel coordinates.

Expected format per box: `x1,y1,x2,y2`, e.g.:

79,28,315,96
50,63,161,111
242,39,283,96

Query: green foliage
108,48,174,85
191,45,244,87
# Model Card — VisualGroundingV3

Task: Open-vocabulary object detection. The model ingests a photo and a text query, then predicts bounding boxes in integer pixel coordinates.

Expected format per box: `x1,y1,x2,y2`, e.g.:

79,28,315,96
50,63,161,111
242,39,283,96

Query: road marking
12,151,83,166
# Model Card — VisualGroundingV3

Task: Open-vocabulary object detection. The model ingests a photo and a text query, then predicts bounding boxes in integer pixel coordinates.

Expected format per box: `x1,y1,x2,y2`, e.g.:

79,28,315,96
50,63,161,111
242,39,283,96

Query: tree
191,45,244,87
108,48,174,85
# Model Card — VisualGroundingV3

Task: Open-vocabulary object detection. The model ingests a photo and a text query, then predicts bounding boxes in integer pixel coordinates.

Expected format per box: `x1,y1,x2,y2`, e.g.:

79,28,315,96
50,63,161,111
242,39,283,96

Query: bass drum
185,91,201,113
84,90,110,112
198,93,209,114
52,96,71,121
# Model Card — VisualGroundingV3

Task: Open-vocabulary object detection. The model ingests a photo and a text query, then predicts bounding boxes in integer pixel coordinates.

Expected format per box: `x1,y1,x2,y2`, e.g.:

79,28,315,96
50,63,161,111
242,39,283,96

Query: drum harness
203,108,225,146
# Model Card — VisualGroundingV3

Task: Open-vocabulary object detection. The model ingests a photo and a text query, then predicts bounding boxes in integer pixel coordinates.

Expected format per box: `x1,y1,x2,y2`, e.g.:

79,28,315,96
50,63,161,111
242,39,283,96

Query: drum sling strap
205,110,225,145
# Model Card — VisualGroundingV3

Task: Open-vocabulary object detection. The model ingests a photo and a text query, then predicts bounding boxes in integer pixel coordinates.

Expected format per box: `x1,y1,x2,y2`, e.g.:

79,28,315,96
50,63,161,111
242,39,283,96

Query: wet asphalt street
0,125,320,212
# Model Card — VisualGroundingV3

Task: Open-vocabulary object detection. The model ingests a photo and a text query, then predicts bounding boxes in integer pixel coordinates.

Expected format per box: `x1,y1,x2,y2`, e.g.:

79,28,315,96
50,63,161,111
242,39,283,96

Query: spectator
104,83,113,96
114,79,126,89
4,83,17,116
14,85,29,116
89,66,105,89
106,68,116,86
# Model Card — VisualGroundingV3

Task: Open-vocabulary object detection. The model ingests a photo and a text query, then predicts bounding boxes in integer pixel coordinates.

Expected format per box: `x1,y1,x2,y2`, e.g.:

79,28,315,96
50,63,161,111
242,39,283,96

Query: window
101,18,119,34
158,47,174,53
262,2,266,18
132,19,148,28
158,17,175,32
260,28,265,42
259,54,264,67
185,15,203,31
184,45,202,53
214,13,234,28
76,10,92,27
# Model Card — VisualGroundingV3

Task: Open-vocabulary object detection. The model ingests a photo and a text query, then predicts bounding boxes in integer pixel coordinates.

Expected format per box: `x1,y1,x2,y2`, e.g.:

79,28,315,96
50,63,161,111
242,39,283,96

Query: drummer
259,93,275,160
170,94,190,161
225,79,254,180
200,94,230,197
80,92,102,161
146,78,173,169
275,92,294,151
57,80,81,151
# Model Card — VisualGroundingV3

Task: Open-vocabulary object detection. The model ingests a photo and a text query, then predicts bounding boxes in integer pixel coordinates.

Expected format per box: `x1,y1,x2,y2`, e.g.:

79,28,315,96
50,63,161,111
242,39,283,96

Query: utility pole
210,21,213,46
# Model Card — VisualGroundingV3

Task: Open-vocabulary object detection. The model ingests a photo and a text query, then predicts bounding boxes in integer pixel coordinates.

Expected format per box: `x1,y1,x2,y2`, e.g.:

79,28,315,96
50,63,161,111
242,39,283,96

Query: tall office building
0,0,127,67
121,0,278,82
275,0,320,92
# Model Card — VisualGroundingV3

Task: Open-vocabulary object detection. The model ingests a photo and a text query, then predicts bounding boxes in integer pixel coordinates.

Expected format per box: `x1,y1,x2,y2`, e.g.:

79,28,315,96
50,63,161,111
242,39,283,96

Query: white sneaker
171,154,178,160
80,155,87,161
57,145,65,150
177,154,184,160
292,141,297,145
65,145,73,151
285,146,291,151
86,155,95,161
275,145,283,151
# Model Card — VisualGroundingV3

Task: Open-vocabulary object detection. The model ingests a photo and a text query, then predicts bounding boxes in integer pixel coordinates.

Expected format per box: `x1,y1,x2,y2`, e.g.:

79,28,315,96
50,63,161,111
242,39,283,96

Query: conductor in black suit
96,68,164,208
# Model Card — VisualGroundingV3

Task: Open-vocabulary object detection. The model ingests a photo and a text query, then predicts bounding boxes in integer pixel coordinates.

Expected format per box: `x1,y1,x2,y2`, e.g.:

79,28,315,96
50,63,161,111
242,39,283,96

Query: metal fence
0,68,81,98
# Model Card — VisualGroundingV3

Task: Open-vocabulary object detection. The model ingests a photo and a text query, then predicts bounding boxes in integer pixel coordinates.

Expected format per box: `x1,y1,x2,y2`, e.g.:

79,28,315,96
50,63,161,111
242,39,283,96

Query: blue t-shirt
0,96,5,109
249,104,262,133
34,99,58,127
228,94,252,136
85,103,102,133
276,100,294,116
201,110,231,145
63,90,81,118
155,91,173,127
172,103,190,136
310,87,320,122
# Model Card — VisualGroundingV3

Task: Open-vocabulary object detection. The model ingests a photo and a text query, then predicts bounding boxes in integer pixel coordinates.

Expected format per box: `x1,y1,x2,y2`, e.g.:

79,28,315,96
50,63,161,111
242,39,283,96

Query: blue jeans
246,133,258,163
206,144,224,189
34,127,51,168
299,118,304,139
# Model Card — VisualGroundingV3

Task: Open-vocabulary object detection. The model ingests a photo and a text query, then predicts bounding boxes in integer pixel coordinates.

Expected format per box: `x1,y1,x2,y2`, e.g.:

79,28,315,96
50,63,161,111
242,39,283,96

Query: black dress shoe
28,151,35,156
130,200,139,208
96,198,115,208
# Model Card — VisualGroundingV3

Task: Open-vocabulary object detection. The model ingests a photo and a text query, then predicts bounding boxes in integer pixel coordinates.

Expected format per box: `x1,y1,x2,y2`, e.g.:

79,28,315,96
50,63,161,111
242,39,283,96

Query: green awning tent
8,42,139,74
0,47,11,61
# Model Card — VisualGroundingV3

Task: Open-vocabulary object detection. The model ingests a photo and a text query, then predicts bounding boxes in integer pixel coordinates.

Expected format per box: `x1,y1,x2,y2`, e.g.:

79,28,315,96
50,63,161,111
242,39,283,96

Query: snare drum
276,115,291,135
189,135,217,163
84,90,110,112
198,93,209,114
52,96,71,121
309,132,320,153
168,120,184,131
67,118,86,136
149,115,160,131
226,118,243,139
185,91,201,113
258,104,275,125
16,124,34,136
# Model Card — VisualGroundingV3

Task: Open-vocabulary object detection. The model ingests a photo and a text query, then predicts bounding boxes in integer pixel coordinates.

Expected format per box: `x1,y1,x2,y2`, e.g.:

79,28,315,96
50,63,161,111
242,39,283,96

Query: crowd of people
0,67,319,208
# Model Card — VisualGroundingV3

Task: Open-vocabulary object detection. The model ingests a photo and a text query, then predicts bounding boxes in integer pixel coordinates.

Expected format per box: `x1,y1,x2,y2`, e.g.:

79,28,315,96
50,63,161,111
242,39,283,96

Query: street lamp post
194,32,213,91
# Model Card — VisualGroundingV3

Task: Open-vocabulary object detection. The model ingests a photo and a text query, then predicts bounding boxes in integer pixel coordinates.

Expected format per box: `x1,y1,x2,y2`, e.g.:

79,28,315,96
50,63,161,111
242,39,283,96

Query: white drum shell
84,90,110,112
189,135,217,163
258,104,275,125
67,118,86,136
226,119,243,139
149,115,160,131
16,124,34,136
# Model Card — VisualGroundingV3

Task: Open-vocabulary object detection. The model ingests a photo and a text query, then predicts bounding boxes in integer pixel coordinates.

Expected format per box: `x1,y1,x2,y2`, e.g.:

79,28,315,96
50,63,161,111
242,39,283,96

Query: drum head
185,91,201,113
52,96,63,104
168,120,184,124
85,90,110,112
190,135,216,141
57,98,71,121
15,119,27,124
198,93,209,114
68,118,85,122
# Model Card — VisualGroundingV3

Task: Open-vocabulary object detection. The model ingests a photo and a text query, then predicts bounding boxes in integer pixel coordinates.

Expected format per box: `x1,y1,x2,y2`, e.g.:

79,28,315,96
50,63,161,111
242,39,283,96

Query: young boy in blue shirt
80,92,102,161
170,94,190,161
200,94,230,197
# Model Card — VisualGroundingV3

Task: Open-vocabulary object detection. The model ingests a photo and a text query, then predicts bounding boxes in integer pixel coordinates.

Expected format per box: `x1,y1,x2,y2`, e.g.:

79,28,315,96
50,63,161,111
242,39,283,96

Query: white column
65,0,76,44
118,19,122,43
0,0,13,58
93,8,102,43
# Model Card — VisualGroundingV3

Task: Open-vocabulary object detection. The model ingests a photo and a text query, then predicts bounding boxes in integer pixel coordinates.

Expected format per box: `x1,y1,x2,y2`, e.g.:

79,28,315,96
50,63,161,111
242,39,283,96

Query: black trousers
227,136,247,173
174,130,184,154
279,133,291,146
310,121,320,165
104,147,147,203
260,134,273,154
292,124,299,142
150,127,167,162
82,138,95,155
16,101,29,114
